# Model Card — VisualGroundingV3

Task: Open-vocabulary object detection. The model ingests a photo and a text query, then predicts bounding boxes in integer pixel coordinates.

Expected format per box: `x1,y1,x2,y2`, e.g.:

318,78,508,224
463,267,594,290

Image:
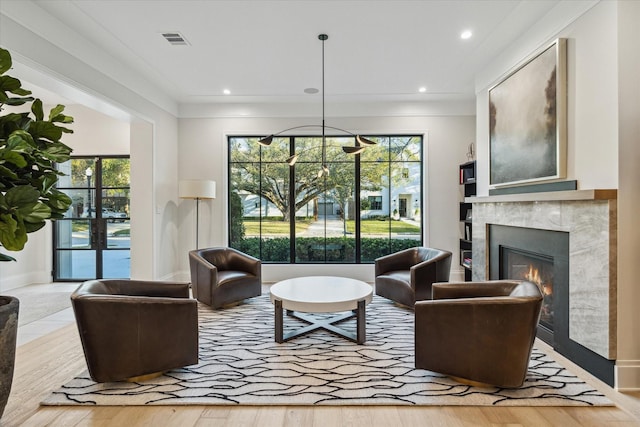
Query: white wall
0,226,51,292
615,0,640,391
61,105,130,156
177,114,475,283
0,11,180,285
475,1,617,196
475,0,640,390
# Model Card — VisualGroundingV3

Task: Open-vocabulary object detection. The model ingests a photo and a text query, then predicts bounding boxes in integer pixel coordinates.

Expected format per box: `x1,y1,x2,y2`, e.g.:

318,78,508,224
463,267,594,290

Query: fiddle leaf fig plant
0,47,74,261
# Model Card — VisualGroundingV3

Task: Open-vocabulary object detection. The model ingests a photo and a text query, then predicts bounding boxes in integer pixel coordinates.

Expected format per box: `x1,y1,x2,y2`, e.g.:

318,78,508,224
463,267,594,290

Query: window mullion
355,147,361,263
289,136,296,262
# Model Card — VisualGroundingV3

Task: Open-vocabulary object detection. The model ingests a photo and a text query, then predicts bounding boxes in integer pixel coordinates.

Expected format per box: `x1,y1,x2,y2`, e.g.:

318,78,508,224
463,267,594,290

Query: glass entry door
54,156,131,280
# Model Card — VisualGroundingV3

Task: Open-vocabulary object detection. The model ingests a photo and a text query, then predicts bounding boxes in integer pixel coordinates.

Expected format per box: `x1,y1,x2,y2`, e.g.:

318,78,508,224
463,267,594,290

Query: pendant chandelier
258,34,376,177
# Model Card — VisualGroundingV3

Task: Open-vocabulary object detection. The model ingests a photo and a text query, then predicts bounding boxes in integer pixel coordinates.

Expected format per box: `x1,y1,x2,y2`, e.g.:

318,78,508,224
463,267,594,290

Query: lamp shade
179,180,216,199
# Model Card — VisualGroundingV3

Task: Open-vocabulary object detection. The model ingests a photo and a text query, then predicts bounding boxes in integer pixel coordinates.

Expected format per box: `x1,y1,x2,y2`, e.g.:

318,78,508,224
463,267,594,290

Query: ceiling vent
161,32,189,46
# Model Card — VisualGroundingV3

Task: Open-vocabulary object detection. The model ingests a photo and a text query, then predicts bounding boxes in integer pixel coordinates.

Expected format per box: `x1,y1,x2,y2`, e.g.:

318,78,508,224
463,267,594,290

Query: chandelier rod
256,33,376,168
320,33,327,172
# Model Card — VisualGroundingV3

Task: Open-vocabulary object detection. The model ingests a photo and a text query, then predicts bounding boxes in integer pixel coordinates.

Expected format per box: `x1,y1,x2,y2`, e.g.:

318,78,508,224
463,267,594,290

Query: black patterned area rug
42,294,612,406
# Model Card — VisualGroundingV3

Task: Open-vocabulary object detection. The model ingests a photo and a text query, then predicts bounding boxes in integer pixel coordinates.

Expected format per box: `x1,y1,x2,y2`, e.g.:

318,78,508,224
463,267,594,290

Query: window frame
368,196,383,211
228,134,423,264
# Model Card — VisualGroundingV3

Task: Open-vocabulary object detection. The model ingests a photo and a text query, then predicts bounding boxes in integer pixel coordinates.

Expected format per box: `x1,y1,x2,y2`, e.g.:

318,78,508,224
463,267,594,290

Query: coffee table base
274,299,366,344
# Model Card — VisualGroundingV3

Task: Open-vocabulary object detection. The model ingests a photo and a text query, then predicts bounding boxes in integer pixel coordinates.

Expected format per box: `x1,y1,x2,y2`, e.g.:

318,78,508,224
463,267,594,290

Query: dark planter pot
0,296,19,420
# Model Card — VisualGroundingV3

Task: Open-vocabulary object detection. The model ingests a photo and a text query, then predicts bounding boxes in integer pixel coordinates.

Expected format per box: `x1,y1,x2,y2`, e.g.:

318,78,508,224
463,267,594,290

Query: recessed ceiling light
223,89,231,95
460,30,472,40
418,87,427,93
304,87,319,94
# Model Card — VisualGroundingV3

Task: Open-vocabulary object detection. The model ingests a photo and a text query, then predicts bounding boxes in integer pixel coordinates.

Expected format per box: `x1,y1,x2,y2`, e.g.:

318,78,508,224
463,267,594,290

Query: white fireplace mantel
466,189,617,204
467,189,617,360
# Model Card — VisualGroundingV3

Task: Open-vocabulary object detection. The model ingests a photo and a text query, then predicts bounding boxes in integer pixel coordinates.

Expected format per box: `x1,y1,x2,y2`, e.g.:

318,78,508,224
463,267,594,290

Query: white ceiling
8,1,593,107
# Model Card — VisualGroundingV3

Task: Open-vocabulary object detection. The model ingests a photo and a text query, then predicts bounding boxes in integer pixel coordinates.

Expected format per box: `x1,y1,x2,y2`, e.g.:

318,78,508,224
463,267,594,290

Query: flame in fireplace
526,265,541,286
526,265,552,296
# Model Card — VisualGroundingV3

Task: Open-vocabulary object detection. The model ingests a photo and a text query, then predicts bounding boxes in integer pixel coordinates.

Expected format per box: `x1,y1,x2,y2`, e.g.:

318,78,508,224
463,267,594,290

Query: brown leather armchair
189,247,261,309
415,280,543,388
375,247,452,307
71,279,198,383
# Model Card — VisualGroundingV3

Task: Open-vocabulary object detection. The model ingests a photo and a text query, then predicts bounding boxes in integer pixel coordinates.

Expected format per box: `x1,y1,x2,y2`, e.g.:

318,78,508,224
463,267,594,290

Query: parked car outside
85,208,127,222
102,208,127,222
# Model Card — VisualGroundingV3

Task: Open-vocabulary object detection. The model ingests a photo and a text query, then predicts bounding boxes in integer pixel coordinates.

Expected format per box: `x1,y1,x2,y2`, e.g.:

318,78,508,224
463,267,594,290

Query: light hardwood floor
3,284,640,426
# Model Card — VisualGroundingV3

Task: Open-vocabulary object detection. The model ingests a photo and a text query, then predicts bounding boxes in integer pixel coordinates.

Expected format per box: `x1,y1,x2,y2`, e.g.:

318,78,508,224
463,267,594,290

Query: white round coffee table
269,276,373,344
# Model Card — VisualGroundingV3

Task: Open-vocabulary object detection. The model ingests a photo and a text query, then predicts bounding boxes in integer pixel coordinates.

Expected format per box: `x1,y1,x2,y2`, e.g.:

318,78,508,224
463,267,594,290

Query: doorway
53,156,131,280
399,198,407,218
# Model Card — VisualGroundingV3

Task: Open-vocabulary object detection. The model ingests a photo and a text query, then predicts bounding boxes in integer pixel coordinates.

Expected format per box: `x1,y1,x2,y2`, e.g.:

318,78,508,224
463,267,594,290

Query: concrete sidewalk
299,214,347,237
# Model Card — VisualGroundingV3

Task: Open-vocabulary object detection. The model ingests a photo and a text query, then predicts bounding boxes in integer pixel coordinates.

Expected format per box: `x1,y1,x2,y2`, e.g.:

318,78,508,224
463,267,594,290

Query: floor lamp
179,180,216,250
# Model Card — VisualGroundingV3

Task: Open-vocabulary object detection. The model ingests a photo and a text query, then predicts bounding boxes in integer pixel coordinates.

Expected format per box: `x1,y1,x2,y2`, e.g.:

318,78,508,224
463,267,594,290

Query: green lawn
242,218,420,235
243,218,313,235
347,219,420,234
72,221,89,232
72,221,131,236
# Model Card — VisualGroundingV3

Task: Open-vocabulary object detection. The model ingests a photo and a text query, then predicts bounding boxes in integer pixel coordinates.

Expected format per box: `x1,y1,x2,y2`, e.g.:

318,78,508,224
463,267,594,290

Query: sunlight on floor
3,282,78,346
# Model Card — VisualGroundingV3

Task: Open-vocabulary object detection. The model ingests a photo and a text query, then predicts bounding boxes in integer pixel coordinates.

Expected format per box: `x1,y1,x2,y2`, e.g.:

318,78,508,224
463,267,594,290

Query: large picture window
228,135,423,263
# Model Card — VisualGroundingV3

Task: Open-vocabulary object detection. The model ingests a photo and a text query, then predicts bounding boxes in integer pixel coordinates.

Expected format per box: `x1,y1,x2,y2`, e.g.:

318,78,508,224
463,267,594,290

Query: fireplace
489,224,615,386
501,247,554,338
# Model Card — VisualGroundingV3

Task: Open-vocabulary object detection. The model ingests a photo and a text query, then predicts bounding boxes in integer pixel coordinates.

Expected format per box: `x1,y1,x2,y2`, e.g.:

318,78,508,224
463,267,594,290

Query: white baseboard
262,264,375,283
615,360,640,391
157,271,189,282
449,267,466,282
0,271,51,293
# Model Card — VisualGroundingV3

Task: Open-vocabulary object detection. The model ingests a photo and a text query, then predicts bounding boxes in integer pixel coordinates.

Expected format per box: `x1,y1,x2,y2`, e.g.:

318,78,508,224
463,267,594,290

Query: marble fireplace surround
468,189,617,360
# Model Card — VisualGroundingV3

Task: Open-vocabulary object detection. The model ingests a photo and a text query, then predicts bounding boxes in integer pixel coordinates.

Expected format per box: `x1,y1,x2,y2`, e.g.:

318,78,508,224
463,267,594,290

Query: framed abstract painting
489,38,567,188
